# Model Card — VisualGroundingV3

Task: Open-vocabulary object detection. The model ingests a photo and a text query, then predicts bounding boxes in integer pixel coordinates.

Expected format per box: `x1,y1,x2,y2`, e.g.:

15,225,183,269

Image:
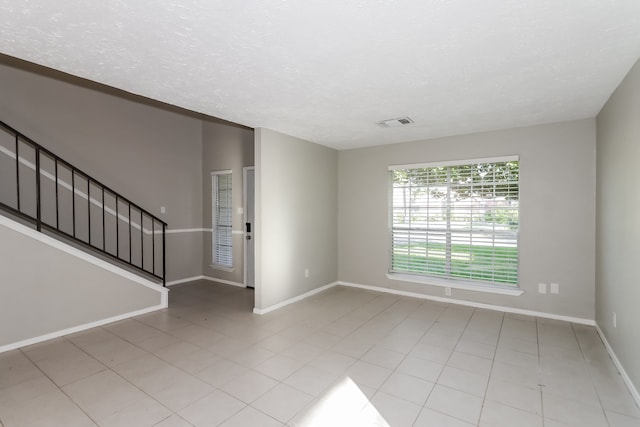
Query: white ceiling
1,1,640,150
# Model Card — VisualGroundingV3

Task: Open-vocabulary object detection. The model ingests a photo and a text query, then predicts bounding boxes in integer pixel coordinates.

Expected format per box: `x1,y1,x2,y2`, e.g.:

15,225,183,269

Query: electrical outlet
550,283,559,294
538,283,547,294
613,312,617,328
445,287,452,296
304,268,309,278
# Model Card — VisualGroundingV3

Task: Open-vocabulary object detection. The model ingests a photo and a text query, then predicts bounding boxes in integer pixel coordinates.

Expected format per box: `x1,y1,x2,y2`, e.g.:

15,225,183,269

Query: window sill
386,273,524,296
210,264,235,273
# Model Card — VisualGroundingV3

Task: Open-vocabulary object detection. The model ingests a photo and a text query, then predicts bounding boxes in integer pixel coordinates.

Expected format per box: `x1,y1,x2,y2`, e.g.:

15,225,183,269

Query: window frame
211,170,234,271
387,156,523,296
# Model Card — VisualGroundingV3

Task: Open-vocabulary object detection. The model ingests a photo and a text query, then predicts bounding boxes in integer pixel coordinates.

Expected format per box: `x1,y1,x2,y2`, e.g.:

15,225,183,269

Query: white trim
249,278,593,324
166,275,245,288
202,276,245,288
0,215,168,295
163,228,242,235
386,273,524,296
253,282,339,315
165,228,212,234
388,155,519,170
338,281,595,325
594,324,640,407
0,303,166,354
160,289,168,307
166,275,206,286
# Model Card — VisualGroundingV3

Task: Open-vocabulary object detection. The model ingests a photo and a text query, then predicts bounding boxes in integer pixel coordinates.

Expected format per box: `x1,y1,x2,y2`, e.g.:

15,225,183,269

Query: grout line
571,323,615,427
19,345,103,426
477,311,506,425
9,283,634,426
419,305,478,425
535,317,545,425
63,317,231,424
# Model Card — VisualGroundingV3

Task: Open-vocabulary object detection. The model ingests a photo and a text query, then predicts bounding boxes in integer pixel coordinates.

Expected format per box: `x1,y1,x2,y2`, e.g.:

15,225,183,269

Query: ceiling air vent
376,117,414,128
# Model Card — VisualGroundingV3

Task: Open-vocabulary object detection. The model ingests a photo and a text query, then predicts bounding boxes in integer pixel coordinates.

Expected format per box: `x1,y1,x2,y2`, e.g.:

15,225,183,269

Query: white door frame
243,166,255,288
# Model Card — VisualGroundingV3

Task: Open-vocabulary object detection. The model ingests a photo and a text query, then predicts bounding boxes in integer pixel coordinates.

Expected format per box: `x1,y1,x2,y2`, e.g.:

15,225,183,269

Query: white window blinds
212,171,233,268
390,157,519,286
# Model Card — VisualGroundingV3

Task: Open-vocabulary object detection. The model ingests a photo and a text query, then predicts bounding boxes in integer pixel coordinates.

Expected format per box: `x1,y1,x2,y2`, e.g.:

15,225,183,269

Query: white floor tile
4,282,637,427
437,365,489,397
379,371,434,405
219,369,279,403
219,406,283,427
62,370,147,421
368,391,422,427
414,407,475,427
284,365,337,396
485,378,542,415
251,383,314,423
542,392,609,427
479,400,543,427
425,384,483,425
396,355,443,382
345,360,393,389
178,389,245,426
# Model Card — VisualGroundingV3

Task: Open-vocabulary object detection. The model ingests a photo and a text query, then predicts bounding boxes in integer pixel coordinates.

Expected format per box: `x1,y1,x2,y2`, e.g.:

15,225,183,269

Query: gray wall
0,58,204,282
596,58,640,390
202,119,255,284
339,120,596,319
255,128,339,309
0,219,163,348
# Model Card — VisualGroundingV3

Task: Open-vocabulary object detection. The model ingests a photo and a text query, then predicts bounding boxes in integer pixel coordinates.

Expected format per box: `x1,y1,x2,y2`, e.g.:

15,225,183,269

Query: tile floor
1,280,639,426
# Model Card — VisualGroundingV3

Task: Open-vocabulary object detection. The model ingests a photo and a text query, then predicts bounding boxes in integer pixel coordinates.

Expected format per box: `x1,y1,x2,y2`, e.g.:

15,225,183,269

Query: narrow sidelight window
212,171,233,268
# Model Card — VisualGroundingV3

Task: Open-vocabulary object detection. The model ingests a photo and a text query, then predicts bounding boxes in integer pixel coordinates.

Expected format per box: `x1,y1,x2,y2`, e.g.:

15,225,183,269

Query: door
243,167,255,288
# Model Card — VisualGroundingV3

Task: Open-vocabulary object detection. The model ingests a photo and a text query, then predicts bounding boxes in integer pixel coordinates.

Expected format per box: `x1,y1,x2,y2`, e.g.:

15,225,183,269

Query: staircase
0,120,167,286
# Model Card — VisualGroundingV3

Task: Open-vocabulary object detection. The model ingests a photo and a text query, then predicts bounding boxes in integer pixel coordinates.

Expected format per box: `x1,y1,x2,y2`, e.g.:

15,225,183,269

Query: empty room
1,1,640,426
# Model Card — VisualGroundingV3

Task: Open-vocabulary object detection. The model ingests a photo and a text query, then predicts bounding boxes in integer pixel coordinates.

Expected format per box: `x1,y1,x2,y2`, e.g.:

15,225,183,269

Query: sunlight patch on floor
293,377,389,426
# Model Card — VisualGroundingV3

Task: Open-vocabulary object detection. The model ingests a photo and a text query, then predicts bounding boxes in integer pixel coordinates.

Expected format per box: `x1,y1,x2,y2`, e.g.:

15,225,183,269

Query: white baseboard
202,276,245,288
166,275,206,286
337,281,595,326
594,324,640,407
167,275,245,288
250,279,595,323
0,303,166,354
253,282,339,315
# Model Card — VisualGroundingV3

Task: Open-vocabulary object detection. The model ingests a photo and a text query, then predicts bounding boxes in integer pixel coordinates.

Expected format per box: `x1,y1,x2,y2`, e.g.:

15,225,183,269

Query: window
389,157,519,287
212,171,233,268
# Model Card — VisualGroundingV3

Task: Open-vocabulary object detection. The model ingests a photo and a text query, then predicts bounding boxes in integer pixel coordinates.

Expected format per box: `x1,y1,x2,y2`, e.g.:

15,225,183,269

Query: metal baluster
140,210,144,269
15,135,20,211
35,146,41,232
87,178,91,245
102,187,106,251
128,203,132,263
72,170,76,237
152,220,155,275
1,120,169,286
162,223,166,287
55,159,59,229
116,195,119,258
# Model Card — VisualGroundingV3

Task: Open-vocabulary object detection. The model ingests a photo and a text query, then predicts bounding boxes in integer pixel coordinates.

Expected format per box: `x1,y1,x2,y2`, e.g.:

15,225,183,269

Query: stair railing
0,120,167,286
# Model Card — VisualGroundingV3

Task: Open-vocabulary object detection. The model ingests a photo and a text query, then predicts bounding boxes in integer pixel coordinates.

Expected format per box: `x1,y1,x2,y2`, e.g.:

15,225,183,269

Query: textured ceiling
1,1,640,149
